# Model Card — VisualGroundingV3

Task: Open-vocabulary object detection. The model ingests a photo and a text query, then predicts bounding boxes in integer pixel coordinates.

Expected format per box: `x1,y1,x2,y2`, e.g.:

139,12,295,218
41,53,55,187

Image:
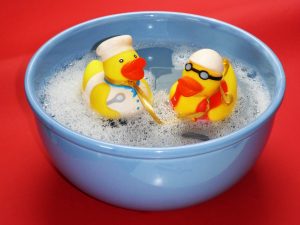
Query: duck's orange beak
177,76,203,97
121,57,146,81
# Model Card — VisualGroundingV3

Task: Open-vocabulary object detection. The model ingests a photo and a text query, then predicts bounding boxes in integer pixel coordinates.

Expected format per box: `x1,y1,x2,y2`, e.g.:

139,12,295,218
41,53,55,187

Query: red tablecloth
1,1,299,224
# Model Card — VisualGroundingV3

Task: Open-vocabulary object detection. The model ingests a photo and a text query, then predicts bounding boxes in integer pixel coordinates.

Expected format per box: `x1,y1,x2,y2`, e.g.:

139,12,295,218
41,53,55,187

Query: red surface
1,0,299,224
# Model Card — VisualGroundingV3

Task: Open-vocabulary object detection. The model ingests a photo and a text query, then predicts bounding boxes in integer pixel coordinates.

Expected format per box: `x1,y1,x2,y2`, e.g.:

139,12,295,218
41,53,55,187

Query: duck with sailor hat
82,35,154,120
169,48,237,121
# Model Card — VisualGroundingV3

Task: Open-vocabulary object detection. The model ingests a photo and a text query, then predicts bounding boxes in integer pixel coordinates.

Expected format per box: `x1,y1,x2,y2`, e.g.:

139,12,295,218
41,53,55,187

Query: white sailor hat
96,35,134,61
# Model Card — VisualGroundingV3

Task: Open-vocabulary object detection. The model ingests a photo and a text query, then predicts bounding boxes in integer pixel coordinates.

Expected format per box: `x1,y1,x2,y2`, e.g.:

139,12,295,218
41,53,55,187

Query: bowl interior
31,13,281,99
26,12,285,156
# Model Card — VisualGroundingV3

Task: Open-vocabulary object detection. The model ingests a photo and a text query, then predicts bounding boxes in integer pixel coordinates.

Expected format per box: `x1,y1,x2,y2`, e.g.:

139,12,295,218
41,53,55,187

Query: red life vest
171,80,228,120
195,80,228,120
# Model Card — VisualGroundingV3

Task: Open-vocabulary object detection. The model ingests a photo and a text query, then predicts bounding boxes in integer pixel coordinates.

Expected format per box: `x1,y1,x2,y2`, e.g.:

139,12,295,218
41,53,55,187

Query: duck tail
82,60,104,91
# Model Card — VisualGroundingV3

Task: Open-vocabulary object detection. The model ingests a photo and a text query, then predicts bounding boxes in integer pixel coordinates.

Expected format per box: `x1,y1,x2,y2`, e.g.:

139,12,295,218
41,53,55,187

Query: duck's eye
119,59,124,63
134,54,137,58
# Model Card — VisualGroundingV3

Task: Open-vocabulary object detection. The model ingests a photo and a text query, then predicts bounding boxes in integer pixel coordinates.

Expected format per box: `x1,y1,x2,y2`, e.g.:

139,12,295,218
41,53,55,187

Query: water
40,45,271,147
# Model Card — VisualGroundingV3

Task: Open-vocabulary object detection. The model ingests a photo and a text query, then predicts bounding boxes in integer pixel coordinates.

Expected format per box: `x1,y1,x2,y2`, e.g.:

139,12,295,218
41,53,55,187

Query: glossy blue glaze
25,12,285,210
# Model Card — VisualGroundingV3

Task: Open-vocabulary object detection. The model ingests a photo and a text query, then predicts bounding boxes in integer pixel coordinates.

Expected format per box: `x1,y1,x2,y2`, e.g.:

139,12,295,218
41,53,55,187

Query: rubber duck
169,49,237,121
82,35,153,119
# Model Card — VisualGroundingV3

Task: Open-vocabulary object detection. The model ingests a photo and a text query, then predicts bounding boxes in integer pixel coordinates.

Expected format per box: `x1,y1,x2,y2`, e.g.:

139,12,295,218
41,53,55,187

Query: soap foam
172,45,198,69
40,45,271,147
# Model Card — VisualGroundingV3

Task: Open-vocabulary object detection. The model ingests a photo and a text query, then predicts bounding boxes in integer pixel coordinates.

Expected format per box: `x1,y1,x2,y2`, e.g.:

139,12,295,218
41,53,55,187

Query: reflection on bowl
25,12,285,211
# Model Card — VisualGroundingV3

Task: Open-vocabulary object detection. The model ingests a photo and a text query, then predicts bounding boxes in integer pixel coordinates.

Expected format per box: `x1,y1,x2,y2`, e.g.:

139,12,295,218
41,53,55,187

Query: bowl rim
24,11,286,159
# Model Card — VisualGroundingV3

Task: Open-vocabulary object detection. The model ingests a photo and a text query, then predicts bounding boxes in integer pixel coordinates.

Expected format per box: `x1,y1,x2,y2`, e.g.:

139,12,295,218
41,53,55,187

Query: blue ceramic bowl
25,12,285,211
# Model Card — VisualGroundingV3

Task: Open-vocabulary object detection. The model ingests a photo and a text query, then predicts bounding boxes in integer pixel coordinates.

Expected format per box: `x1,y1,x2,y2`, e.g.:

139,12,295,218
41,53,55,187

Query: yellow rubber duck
169,49,237,121
82,35,153,119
